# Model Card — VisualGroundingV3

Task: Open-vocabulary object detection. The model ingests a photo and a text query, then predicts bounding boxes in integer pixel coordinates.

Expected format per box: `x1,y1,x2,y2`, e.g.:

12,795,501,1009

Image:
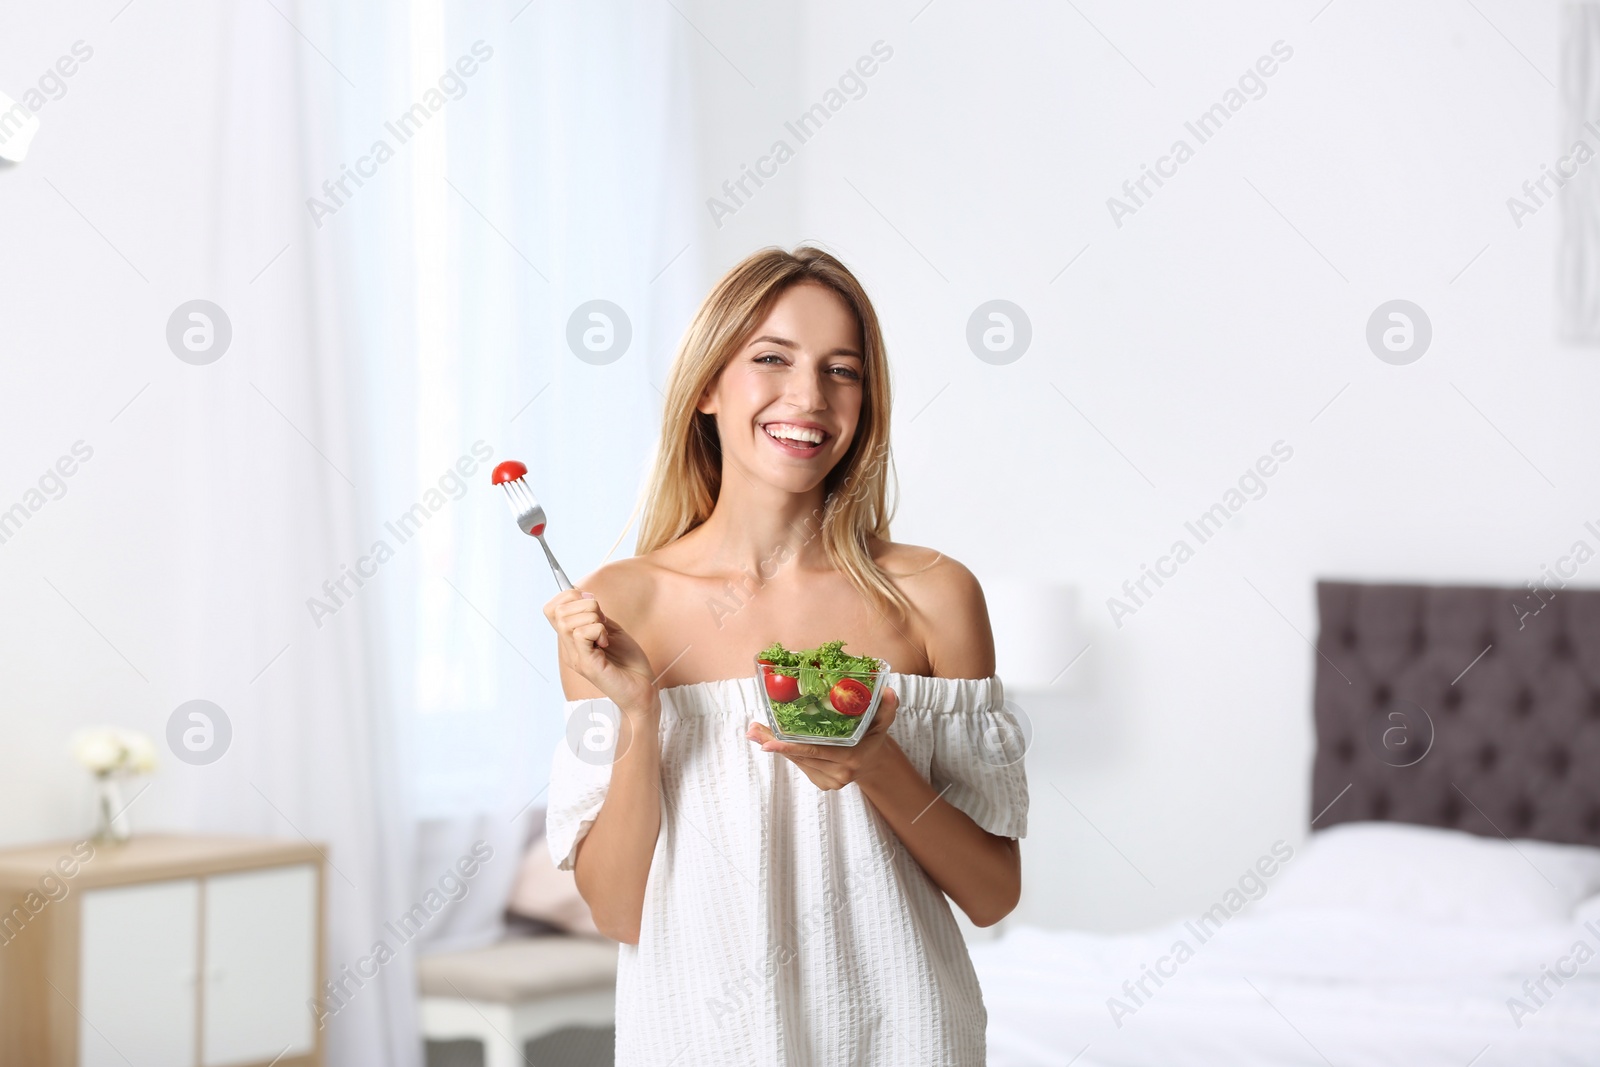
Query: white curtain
166,2,422,1065
195,0,700,1053
326,0,701,955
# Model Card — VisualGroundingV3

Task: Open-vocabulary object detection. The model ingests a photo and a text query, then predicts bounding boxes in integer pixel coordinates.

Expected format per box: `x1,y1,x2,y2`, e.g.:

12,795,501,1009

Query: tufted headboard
1310,580,1600,849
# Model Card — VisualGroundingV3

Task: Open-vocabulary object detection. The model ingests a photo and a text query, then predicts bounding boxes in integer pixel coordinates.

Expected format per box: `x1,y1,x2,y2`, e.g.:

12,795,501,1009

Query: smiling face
697,281,866,494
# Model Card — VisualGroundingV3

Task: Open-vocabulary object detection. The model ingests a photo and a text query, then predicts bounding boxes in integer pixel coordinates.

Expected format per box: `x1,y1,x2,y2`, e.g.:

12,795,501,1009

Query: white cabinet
202,865,317,1066
0,835,324,1067
79,880,199,1067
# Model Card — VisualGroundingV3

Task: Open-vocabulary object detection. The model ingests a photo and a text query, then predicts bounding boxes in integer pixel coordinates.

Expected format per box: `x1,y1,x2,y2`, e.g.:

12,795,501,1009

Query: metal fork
493,461,573,591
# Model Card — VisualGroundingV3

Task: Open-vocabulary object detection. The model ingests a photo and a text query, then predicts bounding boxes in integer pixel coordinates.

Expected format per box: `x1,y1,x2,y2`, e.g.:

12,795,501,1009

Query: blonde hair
634,245,911,622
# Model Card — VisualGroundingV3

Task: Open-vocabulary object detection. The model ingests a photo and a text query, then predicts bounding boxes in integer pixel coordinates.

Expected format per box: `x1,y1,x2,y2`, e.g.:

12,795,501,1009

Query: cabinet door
201,864,317,1066
79,879,199,1067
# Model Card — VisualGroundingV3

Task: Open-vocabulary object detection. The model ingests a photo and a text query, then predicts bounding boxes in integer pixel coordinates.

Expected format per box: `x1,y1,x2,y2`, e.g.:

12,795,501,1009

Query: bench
418,935,618,1067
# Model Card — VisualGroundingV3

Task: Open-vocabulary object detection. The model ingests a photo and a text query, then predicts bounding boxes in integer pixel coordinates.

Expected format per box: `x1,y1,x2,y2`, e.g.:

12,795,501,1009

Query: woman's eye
829,365,862,380
755,353,786,365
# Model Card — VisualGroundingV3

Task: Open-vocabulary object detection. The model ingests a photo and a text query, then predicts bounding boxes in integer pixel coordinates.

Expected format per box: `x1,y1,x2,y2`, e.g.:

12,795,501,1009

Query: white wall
688,0,1594,930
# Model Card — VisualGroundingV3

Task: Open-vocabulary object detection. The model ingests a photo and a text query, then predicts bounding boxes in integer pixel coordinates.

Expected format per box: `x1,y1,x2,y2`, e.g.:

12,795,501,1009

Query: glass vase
93,773,131,845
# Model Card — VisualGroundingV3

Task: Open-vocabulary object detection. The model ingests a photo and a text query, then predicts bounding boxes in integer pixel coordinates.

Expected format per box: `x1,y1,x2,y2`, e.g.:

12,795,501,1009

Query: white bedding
974,825,1600,1067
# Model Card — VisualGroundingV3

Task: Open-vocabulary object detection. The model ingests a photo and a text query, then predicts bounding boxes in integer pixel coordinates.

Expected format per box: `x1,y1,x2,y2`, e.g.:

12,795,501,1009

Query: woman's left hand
745,686,899,790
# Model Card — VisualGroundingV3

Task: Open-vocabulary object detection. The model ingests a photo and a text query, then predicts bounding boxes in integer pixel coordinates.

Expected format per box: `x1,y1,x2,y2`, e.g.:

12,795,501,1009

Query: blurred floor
426,1026,614,1067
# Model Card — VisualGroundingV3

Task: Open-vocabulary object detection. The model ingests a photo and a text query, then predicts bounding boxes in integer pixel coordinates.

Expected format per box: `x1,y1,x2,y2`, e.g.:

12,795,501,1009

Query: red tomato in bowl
828,677,872,716
764,670,799,703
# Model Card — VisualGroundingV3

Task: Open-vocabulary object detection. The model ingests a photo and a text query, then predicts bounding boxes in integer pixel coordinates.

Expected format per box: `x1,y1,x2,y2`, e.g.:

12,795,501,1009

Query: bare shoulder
572,555,660,628
871,540,995,679
872,540,984,607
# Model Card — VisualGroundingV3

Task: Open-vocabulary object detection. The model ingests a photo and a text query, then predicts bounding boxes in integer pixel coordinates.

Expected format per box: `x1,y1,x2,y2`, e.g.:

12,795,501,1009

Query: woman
543,245,1028,1065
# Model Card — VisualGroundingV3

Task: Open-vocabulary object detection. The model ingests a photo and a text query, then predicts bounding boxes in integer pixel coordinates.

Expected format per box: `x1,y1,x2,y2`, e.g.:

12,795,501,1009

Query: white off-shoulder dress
544,672,1029,1067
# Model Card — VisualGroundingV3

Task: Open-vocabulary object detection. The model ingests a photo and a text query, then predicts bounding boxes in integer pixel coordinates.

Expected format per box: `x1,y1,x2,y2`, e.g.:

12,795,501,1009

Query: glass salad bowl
754,640,890,747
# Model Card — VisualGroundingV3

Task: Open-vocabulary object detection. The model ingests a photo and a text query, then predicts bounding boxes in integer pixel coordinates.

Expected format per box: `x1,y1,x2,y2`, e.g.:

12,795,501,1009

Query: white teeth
763,423,824,445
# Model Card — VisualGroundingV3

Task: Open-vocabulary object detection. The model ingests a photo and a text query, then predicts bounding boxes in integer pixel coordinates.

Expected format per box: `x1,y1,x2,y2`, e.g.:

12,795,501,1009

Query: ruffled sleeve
893,673,1030,840
544,696,623,871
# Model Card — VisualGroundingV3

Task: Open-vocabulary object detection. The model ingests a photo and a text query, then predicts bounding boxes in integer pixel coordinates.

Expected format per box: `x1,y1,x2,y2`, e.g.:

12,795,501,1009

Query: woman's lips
760,422,828,458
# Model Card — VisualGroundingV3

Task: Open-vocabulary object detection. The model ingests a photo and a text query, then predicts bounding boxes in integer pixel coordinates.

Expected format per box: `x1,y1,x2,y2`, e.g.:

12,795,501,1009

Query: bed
971,580,1600,1067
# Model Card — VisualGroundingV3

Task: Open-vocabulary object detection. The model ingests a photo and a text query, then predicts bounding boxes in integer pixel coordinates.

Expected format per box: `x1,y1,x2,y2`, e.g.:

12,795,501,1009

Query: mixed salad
756,639,883,739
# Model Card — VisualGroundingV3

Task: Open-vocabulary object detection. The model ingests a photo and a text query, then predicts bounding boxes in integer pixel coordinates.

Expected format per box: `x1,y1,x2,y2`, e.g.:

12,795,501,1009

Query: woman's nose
785,365,827,411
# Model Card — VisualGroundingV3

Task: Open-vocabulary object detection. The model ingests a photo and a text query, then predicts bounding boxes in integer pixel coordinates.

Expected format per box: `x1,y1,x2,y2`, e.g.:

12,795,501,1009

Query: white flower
72,727,159,775
72,729,124,774
120,730,158,774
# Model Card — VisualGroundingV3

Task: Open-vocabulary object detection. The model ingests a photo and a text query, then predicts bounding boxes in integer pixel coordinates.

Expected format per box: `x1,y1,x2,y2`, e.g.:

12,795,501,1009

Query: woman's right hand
544,588,659,717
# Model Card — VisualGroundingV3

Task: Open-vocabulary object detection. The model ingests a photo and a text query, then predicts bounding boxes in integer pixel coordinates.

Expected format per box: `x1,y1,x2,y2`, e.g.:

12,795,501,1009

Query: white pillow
505,834,604,938
1257,822,1600,927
